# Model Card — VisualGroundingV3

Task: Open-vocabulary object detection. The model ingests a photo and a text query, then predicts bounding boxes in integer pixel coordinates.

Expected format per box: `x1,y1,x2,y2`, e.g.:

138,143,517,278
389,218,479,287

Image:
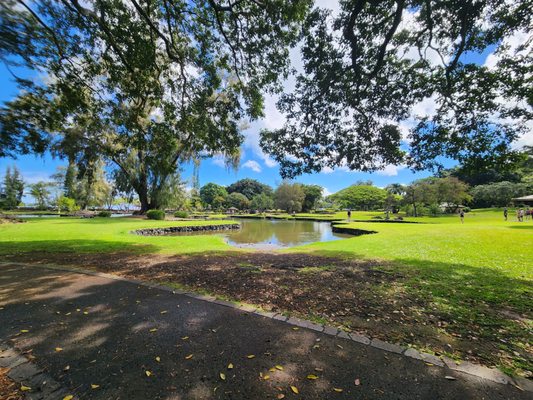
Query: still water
222,218,349,249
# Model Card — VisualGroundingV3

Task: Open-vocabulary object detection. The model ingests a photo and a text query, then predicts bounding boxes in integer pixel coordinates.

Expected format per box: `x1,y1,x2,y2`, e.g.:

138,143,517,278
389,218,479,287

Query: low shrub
463,207,471,213
146,210,165,220
174,211,189,218
97,211,112,217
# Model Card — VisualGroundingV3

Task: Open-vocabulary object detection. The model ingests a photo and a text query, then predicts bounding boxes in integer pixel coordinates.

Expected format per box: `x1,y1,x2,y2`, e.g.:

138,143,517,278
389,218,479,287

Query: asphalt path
0,263,528,400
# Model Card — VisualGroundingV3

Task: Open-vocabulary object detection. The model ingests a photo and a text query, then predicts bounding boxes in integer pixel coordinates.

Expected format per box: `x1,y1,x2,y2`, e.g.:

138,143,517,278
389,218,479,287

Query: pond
219,219,350,249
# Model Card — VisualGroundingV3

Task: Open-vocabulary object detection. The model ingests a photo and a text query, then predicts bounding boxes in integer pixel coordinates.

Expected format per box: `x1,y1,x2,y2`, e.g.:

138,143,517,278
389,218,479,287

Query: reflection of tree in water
226,219,276,243
227,220,338,246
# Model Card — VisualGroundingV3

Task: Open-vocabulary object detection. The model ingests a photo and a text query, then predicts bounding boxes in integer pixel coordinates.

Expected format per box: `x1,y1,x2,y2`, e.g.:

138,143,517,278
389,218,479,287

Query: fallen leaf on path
83,312,88,315
155,356,161,362
149,328,158,332
160,311,167,314
263,375,270,380
20,330,29,333
91,384,100,389
185,354,193,359
20,385,31,391
290,386,299,394
307,374,318,380
292,327,299,331
55,347,63,352
181,336,189,340
314,368,323,372
445,376,457,380
336,344,343,349
219,372,226,381
227,363,234,369
64,365,70,371
145,370,152,377
275,365,283,371
277,395,285,399
269,367,276,372
63,396,74,400
354,378,361,386
333,388,343,392
247,354,255,359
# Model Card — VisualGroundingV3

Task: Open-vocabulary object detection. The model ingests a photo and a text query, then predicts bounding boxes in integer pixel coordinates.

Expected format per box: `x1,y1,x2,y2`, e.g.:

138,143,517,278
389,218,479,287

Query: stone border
1,261,531,393
0,342,76,400
330,225,377,236
132,223,240,236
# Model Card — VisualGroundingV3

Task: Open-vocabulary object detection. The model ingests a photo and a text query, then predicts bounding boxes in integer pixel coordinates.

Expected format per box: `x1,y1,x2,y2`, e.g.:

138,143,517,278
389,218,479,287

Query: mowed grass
296,209,532,376
1,209,531,375
0,217,234,255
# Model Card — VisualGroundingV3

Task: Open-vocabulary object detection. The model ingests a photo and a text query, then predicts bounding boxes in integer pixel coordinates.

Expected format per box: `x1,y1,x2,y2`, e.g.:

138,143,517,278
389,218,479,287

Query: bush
97,211,112,217
174,211,189,218
146,210,165,220
463,207,471,213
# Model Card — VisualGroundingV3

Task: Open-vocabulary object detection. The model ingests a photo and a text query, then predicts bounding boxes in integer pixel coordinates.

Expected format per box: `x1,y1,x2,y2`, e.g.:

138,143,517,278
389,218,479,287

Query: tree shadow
0,240,159,256
507,225,533,230
0,263,528,400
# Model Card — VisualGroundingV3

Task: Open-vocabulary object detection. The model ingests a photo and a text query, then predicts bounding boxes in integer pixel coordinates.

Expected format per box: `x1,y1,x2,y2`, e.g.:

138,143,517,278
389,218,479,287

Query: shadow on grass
507,225,533,230
0,239,160,255
0,263,528,400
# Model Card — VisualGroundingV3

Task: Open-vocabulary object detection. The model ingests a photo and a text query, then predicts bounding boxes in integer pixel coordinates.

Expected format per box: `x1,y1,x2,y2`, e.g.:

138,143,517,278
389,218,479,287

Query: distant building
512,195,533,206
226,207,239,214
439,203,465,213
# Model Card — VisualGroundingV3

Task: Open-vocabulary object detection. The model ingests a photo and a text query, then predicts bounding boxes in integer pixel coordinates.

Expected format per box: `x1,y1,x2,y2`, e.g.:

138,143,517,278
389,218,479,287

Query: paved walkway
0,263,528,400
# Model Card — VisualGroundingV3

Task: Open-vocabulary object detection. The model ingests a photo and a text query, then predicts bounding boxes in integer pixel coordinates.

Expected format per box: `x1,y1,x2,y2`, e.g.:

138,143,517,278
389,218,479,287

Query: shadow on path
0,263,528,400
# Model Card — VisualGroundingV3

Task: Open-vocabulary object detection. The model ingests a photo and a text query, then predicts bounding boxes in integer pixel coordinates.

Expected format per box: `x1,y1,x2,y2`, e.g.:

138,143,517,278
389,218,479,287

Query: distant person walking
503,207,508,221
347,209,352,221
459,209,465,224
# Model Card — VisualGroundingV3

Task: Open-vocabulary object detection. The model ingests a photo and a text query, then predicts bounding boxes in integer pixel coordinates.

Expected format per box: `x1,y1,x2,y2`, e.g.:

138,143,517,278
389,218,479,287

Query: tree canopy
226,178,273,200
329,185,387,210
0,0,311,211
274,181,305,213
261,0,532,178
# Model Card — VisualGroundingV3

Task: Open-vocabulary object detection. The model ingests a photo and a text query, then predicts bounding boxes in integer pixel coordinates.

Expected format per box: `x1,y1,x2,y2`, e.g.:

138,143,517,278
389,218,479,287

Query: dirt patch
0,367,24,400
4,251,531,377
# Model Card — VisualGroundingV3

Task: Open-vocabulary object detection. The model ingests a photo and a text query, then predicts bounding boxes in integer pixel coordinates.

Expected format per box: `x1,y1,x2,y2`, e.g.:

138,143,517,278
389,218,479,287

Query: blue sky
1,1,530,199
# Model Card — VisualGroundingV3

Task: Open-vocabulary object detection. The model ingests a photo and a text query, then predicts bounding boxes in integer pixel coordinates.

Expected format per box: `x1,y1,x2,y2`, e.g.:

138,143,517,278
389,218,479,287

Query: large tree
301,184,323,212
29,181,52,209
1,166,24,209
261,0,532,177
274,181,305,213
0,0,311,211
226,178,273,200
329,184,387,210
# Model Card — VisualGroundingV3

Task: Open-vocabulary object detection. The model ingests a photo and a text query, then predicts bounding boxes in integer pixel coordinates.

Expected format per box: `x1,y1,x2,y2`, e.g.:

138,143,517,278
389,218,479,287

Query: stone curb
0,343,76,400
1,261,530,393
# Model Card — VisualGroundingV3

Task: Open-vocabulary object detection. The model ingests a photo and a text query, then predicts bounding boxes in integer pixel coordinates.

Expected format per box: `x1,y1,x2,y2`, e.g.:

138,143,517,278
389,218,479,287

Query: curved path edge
1,261,531,395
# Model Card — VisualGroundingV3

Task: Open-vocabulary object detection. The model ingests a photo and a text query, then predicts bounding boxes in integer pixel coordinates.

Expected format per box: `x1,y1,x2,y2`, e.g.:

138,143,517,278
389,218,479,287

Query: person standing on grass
504,207,508,221
459,209,465,224
347,209,352,221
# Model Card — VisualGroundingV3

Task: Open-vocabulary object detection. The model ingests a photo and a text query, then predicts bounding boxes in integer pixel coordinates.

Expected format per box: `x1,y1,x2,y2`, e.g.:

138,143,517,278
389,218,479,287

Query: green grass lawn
0,217,235,255
295,209,532,376
1,210,531,376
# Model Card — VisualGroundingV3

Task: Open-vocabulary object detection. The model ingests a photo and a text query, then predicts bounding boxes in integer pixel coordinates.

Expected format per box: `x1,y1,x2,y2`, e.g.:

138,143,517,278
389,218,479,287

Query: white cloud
211,154,226,168
322,187,333,197
375,164,406,177
242,160,262,173
485,29,531,69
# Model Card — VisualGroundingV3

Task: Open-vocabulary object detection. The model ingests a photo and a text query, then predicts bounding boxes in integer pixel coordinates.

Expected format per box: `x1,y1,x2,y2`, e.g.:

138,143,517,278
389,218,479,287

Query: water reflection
224,219,349,248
